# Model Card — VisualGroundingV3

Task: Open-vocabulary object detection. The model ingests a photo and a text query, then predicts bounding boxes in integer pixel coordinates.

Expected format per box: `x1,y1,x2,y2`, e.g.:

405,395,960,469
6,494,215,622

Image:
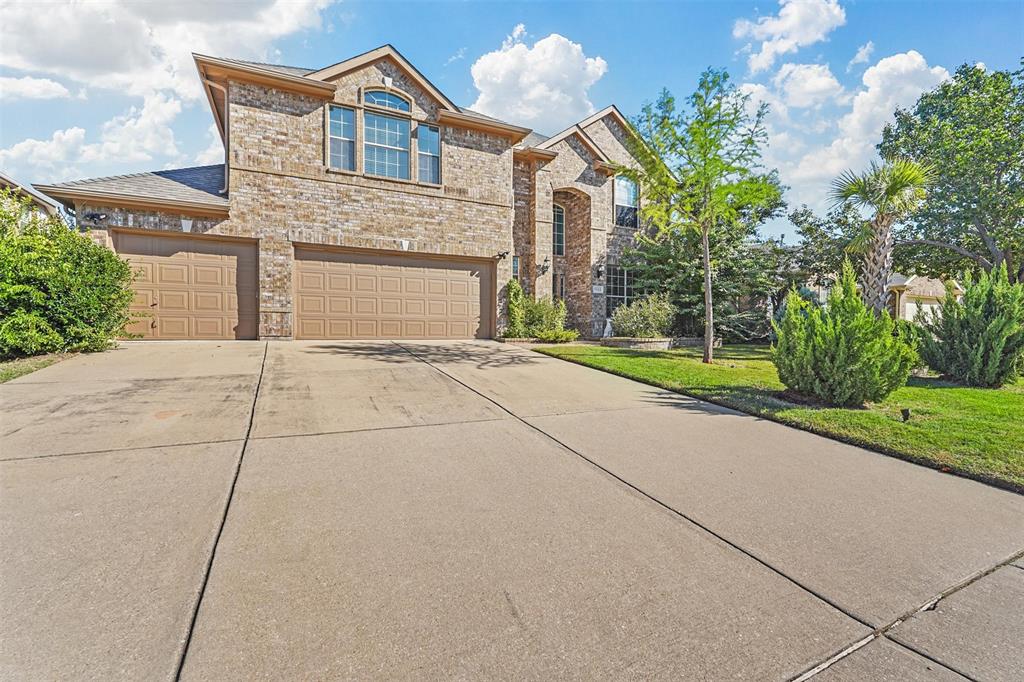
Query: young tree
622,70,781,362
880,64,1024,282
830,159,933,313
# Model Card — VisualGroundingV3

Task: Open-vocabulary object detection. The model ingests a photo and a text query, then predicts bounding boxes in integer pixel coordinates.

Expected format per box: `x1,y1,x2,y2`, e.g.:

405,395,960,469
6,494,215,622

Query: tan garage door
294,247,494,340
114,231,258,340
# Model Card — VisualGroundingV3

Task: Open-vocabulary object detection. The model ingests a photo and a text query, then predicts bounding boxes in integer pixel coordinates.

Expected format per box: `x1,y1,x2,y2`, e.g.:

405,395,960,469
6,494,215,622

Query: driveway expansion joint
393,343,875,622
172,341,269,681
793,547,1024,680
0,438,248,463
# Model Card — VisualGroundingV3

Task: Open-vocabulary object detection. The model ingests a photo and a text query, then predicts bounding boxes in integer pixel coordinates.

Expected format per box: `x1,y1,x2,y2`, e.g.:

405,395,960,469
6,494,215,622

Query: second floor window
418,125,440,184
364,90,411,112
364,112,410,180
614,175,639,228
328,106,355,171
552,204,565,256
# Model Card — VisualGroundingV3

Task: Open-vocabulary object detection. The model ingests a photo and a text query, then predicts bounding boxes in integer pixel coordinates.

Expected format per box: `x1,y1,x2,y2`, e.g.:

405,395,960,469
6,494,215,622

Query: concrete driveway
2,340,1022,680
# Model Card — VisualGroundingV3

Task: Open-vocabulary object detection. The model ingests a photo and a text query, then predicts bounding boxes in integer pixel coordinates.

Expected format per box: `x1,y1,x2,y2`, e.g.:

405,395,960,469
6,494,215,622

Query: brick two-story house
37,45,644,341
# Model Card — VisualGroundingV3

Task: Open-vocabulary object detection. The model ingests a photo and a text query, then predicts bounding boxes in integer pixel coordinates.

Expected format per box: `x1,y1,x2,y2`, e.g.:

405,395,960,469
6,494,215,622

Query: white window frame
327,105,356,172
552,204,566,256
605,265,634,317
614,175,639,228
363,111,411,180
417,124,441,185
364,89,411,112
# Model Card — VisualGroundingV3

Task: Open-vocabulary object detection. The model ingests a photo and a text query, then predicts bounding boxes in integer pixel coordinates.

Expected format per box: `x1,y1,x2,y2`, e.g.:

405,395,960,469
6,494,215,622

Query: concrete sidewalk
2,341,1021,679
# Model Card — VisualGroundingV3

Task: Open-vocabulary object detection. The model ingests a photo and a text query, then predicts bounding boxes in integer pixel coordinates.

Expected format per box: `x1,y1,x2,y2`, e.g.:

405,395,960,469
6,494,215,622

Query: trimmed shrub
503,279,577,340
535,328,579,343
772,260,918,406
524,297,568,336
919,264,1024,387
505,278,528,337
0,189,135,357
610,292,674,337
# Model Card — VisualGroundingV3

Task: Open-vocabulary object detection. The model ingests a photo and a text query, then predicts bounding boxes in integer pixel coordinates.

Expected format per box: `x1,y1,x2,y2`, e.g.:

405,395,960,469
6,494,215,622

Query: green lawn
536,344,1024,492
0,354,69,384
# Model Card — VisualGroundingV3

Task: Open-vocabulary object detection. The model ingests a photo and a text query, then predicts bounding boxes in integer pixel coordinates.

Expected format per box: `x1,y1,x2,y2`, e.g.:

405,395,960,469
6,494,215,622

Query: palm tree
830,158,934,313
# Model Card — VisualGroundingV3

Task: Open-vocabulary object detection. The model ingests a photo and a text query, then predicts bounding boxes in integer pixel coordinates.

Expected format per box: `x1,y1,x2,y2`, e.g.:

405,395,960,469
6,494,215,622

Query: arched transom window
364,90,411,112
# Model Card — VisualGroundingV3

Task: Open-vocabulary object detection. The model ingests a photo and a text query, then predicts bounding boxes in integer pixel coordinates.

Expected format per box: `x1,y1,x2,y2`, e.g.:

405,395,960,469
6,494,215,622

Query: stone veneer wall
77,62,517,339
552,189,592,332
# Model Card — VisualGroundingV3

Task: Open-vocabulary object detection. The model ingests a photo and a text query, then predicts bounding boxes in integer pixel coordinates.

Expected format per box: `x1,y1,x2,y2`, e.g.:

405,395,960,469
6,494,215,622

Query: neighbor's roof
0,170,61,215
35,165,228,215
888,273,962,297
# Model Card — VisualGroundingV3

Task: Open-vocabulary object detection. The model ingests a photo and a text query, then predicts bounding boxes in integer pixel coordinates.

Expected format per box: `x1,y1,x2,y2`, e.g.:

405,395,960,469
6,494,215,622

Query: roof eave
34,185,230,217
193,53,336,99
437,110,531,142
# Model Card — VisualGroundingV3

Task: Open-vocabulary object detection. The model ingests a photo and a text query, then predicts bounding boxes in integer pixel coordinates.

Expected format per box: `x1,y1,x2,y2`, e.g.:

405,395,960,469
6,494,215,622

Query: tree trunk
862,215,895,314
701,225,714,364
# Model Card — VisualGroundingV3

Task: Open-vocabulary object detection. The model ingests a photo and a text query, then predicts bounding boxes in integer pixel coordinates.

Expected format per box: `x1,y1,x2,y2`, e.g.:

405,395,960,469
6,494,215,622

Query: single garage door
294,247,494,340
114,231,258,340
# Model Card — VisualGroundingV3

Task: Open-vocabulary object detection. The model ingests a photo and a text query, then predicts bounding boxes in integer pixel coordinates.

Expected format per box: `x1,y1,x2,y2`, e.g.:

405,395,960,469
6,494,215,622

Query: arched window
552,204,565,256
364,90,411,112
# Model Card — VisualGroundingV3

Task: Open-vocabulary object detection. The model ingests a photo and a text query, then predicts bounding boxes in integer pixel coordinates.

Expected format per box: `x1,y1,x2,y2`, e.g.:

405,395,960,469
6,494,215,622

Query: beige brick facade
55,48,643,340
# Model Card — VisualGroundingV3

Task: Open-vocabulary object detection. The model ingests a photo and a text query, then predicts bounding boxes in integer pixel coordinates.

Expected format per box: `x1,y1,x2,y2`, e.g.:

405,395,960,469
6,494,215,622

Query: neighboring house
887,274,962,321
36,45,644,341
1,170,61,216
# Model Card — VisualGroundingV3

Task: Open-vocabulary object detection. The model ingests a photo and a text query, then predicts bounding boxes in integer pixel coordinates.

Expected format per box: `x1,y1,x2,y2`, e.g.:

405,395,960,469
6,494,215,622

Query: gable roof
306,44,459,112
35,165,229,216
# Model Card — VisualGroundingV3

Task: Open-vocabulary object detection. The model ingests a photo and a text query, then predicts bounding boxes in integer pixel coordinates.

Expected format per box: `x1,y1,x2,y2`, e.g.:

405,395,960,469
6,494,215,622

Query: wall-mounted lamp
181,217,193,233
539,256,551,274
84,212,107,222
497,250,510,260
596,264,605,278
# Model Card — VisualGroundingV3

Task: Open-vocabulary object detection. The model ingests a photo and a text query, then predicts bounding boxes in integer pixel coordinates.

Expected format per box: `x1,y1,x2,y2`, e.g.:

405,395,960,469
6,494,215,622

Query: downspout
203,79,230,194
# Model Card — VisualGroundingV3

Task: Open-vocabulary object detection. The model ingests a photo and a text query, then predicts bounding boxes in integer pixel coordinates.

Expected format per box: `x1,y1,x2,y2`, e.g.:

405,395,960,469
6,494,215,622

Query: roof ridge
52,164,224,188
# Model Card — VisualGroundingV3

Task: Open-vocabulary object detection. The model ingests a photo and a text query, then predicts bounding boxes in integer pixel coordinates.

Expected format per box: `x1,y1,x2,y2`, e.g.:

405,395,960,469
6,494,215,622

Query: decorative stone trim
672,337,723,348
600,337,671,350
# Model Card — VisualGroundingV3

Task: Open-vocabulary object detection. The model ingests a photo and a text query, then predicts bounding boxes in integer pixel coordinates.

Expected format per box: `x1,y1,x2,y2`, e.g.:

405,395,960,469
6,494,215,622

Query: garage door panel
294,248,493,340
114,232,257,340
157,264,189,286
160,291,189,311
299,295,325,315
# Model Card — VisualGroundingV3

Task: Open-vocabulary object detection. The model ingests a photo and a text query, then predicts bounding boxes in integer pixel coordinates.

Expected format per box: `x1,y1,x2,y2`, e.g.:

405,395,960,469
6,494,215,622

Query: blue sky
2,0,1021,238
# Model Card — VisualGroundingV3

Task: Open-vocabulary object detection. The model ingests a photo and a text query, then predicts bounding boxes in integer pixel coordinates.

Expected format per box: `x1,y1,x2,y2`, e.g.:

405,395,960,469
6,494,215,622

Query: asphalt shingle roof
41,165,227,207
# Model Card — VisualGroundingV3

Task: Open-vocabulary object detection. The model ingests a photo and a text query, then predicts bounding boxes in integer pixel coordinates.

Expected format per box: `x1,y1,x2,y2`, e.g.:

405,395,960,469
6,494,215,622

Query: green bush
0,189,135,358
505,278,528,337
535,328,579,343
0,309,63,356
919,264,1024,387
772,260,918,406
610,292,674,337
525,297,568,336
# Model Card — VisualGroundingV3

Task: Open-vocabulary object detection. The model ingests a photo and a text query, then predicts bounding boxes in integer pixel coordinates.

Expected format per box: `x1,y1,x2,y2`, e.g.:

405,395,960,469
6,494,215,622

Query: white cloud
469,24,608,134
0,128,87,181
846,41,874,72
0,76,71,101
772,63,843,108
733,0,846,73
0,0,334,183
195,124,225,165
0,0,335,101
1,93,184,181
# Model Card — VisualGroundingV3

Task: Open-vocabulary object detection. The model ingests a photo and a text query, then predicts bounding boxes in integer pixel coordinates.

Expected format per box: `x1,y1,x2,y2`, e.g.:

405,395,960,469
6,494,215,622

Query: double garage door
116,231,258,340
116,233,493,340
294,247,494,339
